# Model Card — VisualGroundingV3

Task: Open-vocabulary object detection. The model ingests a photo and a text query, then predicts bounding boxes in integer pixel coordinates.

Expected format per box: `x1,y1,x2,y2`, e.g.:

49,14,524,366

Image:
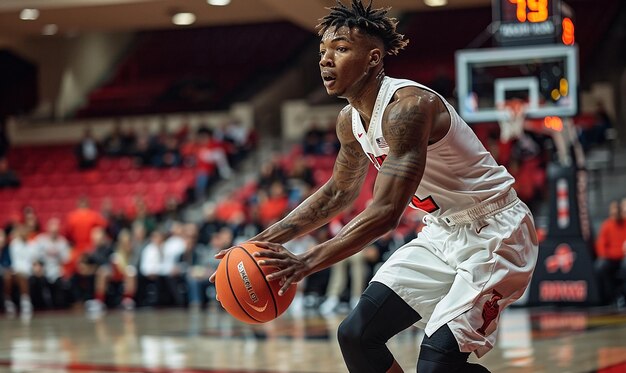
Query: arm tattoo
256,108,368,243
376,98,431,187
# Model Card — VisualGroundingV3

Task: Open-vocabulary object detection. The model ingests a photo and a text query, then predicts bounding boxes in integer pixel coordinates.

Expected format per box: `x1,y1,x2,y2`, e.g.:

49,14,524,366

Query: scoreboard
493,0,574,46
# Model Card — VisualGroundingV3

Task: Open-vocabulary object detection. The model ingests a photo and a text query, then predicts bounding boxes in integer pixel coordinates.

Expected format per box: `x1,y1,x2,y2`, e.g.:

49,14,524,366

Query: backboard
456,44,578,123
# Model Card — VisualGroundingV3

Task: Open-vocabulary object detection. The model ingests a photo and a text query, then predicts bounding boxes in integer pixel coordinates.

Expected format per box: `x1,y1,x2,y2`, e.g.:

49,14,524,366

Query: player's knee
417,343,469,373
417,359,490,373
337,315,362,350
417,324,472,373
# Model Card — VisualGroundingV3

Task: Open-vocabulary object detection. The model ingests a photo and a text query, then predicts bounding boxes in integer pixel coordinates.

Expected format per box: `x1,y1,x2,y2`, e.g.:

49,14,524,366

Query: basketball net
497,100,528,142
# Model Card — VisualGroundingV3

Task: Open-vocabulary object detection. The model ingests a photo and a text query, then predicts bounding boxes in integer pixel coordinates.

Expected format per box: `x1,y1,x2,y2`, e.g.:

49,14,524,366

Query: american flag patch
375,137,388,148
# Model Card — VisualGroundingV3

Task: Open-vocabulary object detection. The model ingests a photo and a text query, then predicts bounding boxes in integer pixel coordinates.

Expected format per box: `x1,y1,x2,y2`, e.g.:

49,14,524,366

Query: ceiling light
424,0,447,7
20,8,39,21
207,0,231,6
172,12,196,26
42,24,58,36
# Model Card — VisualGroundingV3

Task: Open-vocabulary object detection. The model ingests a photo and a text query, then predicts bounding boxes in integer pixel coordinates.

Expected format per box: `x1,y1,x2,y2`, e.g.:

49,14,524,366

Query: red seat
121,169,142,183
64,173,83,186
142,169,162,183
101,170,122,185
28,187,52,200
91,184,110,198
110,183,130,197
128,182,148,196
83,170,102,185
53,186,76,199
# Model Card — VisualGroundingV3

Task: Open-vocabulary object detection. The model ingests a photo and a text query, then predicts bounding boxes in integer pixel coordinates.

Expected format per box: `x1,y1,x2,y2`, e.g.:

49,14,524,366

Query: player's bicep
372,98,433,212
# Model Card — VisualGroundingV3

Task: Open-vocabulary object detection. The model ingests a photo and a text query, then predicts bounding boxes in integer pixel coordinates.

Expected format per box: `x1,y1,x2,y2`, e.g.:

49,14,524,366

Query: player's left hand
250,241,310,296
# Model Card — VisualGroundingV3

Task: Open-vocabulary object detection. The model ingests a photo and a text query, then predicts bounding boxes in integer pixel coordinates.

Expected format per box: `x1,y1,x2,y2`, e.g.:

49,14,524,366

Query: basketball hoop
497,99,528,142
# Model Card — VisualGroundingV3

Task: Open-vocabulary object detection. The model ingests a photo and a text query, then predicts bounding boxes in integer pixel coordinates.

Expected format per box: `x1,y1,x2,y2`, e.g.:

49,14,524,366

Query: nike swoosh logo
245,299,269,313
358,133,363,138
476,224,489,234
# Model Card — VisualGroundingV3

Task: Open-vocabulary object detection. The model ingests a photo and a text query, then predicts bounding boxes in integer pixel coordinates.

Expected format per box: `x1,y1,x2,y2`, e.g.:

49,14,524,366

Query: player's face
319,26,373,98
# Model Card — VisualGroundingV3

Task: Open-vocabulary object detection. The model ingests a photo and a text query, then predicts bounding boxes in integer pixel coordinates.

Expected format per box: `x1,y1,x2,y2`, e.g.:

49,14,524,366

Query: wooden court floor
1,306,625,373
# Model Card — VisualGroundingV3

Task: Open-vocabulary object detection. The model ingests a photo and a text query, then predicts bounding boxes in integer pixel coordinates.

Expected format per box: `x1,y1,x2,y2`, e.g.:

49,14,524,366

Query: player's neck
347,69,385,129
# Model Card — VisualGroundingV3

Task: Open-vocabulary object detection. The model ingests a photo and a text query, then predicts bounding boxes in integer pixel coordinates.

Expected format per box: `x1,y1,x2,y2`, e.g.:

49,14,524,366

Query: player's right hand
208,247,233,283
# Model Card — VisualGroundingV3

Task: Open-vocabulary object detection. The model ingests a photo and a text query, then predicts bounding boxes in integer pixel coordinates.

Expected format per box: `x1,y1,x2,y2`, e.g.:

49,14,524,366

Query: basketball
214,242,297,324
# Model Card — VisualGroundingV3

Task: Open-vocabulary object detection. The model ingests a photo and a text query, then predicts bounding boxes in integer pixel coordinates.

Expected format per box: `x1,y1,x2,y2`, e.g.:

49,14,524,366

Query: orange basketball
214,242,297,324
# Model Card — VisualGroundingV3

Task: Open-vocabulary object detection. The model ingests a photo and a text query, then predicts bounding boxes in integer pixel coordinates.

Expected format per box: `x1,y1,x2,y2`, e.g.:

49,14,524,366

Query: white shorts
371,194,538,358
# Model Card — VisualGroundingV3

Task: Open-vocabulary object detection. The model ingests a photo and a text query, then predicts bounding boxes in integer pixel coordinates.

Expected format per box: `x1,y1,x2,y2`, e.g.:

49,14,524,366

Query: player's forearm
251,180,358,244
301,203,400,275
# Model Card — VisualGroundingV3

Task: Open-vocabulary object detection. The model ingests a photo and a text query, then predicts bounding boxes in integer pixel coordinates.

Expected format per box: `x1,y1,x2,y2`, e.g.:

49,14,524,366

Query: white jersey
351,76,514,218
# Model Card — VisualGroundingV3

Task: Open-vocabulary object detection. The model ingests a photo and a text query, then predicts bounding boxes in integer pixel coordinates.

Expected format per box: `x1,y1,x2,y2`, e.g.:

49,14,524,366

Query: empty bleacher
77,22,314,117
1,145,194,227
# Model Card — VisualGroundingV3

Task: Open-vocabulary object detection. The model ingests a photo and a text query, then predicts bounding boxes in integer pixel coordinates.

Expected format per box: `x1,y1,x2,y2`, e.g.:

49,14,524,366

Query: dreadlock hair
317,0,409,56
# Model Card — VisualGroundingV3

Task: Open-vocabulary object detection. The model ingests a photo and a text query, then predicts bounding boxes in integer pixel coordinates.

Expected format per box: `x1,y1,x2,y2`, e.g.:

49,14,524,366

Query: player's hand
208,247,234,283
250,241,310,296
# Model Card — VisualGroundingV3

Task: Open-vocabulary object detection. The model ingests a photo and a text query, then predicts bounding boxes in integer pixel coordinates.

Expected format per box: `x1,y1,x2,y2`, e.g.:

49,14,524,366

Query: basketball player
212,1,538,371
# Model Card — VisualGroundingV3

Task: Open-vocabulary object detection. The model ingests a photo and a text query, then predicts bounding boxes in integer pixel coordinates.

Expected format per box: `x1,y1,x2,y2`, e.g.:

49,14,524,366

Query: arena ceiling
0,0,490,40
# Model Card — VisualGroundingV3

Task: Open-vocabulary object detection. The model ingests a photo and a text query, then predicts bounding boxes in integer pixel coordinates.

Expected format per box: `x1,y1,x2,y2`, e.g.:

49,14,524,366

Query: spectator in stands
157,222,186,306
180,129,199,168
226,210,261,245
76,128,99,170
159,135,182,168
318,129,340,156
30,218,70,309
139,229,183,306
139,229,166,278
160,196,183,229
102,120,127,157
258,154,287,192
178,224,215,309
194,127,232,200
1,229,15,314
174,116,191,145
257,182,289,228
66,196,108,255
196,203,222,246
130,198,157,236
76,226,113,307
0,156,20,188
131,221,149,260
164,222,186,260
8,224,34,315
302,122,326,155
149,121,170,167
595,200,626,305
580,101,614,151
224,118,251,148
85,229,138,314
287,158,315,207
218,118,252,166
509,134,546,210
215,193,246,223
100,198,129,241
206,226,234,259
132,126,153,167
22,206,40,240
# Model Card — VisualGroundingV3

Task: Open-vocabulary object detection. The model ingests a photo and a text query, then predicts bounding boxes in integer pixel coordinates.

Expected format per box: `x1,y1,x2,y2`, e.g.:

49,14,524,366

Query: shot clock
492,0,573,46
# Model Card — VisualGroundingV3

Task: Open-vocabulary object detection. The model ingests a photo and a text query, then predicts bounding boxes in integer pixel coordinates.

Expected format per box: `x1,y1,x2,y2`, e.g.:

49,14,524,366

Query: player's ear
369,49,382,67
